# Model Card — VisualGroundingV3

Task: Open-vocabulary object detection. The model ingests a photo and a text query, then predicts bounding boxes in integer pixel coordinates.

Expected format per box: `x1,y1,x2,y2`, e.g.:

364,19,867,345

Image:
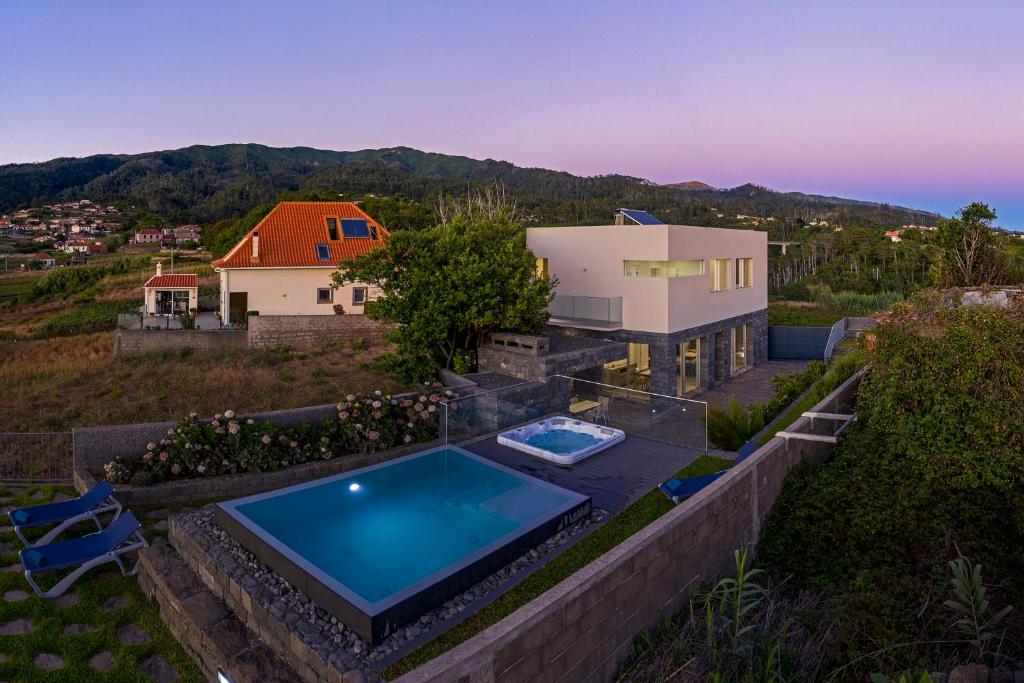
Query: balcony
548,295,623,331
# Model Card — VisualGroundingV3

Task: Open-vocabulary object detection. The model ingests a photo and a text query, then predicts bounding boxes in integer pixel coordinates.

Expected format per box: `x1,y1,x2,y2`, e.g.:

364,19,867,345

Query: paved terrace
699,359,809,408
466,435,702,514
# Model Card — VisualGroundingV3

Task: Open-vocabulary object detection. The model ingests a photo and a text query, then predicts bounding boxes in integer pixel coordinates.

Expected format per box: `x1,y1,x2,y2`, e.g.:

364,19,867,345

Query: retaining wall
395,368,865,683
113,329,247,355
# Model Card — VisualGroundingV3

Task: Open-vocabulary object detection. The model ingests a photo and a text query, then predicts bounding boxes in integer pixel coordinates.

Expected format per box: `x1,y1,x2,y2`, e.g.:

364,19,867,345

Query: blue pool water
525,428,602,454
231,448,580,605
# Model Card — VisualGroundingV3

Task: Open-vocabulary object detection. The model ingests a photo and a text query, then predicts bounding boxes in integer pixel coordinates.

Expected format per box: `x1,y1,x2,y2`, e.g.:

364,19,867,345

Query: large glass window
711,259,730,292
732,324,750,372
624,259,704,278
602,342,651,392
736,257,753,288
536,257,548,279
676,338,701,394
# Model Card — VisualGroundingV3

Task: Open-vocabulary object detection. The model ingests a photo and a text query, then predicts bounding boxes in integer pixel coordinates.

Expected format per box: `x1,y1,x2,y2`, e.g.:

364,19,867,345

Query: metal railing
823,317,849,360
0,432,74,483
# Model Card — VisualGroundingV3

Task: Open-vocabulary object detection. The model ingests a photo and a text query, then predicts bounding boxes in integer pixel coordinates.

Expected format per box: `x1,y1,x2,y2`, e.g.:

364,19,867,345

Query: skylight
315,243,330,260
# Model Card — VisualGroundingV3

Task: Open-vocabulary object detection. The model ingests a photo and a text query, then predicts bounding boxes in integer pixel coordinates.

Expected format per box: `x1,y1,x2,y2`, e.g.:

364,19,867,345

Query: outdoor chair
658,441,759,504
590,395,611,424
9,480,122,547
20,511,148,599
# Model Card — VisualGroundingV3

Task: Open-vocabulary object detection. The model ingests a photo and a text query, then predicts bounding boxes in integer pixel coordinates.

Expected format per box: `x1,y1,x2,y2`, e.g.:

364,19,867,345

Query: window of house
315,243,330,261
326,218,339,240
316,288,333,304
536,257,549,279
711,259,730,292
736,257,753,288
352,287,368,306
623,259,704,278
732,324,750,372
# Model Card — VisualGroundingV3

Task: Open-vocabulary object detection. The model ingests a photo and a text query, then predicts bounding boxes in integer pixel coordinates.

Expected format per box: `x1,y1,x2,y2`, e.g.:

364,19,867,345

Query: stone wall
113,329,247,355
477,336,626,381
395,368,865,683
247,315,393,350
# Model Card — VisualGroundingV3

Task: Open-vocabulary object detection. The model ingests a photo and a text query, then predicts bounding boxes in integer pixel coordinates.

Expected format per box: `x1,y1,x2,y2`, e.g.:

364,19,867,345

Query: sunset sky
2,1,1022,228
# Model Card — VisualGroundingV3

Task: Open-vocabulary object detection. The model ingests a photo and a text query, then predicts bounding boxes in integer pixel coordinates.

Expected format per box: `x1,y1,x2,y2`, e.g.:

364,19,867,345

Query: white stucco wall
218,267,376,324
526,224,767,334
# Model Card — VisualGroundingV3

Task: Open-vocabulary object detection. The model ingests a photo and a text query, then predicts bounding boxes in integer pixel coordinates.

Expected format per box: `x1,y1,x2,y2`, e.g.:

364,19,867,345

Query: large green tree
935,202,1006,286
332,194,556,382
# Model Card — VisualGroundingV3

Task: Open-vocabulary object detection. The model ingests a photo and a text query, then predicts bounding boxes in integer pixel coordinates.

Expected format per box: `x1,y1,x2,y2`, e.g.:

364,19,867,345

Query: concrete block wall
247,315,393,350
113,329,247,355
396,368,865,683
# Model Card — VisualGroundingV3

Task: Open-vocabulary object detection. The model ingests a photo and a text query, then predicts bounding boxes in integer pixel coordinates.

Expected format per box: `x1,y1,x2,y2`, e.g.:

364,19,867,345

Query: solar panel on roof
341,219,371,238
618,208,664,225
315,243,330,260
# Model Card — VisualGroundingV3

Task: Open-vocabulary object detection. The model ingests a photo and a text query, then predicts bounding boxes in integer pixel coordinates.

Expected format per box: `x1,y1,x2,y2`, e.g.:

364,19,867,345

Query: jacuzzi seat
497,416,626,466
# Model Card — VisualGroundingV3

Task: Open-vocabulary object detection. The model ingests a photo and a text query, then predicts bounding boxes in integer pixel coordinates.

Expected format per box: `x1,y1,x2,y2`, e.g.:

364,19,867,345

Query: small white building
142,263,198,316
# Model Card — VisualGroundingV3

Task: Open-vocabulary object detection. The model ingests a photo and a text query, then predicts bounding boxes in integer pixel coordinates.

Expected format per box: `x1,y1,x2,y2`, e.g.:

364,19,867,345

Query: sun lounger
20,511,147,598
658,441,759,504
9,481,121,547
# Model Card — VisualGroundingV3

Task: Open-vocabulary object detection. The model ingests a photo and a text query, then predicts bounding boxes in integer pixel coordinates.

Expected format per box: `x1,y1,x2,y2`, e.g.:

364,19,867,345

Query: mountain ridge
0,143,941,227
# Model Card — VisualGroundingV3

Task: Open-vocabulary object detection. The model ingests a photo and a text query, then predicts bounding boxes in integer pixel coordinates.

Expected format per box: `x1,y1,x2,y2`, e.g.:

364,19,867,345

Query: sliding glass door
676,338,701,395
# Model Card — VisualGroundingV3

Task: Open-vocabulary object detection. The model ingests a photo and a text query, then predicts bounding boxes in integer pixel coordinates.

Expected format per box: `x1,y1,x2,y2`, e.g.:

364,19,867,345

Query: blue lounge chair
9,480,122,547
659,441,759,504
20,511,147,598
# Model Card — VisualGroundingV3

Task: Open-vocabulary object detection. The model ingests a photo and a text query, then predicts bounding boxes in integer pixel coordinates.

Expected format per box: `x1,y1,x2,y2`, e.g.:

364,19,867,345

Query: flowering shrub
102,391,449,484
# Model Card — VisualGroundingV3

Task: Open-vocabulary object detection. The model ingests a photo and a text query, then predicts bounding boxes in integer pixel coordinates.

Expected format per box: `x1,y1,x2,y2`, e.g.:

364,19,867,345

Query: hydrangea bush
103,391,448,485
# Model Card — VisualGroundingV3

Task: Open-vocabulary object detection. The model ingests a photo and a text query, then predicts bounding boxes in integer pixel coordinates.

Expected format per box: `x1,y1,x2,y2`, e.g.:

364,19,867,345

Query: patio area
119,312,223,330
467,434,703,514
699,360,809,408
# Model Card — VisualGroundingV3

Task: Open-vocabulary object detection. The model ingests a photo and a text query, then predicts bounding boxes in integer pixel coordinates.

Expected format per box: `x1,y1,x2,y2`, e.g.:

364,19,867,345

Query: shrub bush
704,399,766,450
103,391,448,484
758,302,1024,674
37,300,141,338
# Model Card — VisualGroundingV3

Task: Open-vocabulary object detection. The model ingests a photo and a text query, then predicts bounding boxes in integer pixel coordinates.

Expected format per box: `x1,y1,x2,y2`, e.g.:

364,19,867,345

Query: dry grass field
0,253,407,432
0,332,405,432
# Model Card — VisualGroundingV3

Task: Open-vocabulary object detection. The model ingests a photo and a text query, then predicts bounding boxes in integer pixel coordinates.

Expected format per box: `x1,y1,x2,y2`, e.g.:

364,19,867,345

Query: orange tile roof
143,274,198,289
212,202,390,269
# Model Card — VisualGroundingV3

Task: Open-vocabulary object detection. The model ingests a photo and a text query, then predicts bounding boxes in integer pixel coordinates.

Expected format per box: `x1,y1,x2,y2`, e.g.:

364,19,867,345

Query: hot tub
214,445,590,643
497,416,626,465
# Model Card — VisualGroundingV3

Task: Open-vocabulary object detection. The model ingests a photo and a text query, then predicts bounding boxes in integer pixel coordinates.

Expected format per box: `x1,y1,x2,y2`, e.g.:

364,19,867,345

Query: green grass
37,300,141,338
0,275,41,304
382,454,734,679
767,302,844,327
0,484,203,682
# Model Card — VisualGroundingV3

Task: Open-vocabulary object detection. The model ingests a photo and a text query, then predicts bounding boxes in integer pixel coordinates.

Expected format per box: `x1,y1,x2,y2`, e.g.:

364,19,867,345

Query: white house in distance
526,213,767,397
142,262,198,316
211,202,388,325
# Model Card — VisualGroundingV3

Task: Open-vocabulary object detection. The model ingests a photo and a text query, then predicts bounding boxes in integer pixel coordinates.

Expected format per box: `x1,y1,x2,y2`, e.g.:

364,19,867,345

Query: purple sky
1,1,1022,228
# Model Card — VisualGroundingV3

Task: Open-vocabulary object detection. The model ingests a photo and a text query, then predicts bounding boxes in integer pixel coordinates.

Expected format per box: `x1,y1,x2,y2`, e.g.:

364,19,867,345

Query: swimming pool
497,416,626,465
214,445,590,643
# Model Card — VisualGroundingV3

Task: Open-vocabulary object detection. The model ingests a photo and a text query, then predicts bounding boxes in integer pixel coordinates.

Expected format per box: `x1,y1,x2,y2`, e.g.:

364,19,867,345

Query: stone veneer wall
569,308,767,395
247,314,393,350
394,367,864,683
477,339,626,382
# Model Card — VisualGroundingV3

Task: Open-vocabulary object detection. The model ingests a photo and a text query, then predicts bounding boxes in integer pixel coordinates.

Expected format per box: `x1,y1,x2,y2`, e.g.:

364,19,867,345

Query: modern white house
142,262,198,316
526,221,767,397
212,202,388,325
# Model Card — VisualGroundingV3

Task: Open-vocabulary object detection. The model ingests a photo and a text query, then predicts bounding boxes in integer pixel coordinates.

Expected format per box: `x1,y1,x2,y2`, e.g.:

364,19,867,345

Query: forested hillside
0,144,939,228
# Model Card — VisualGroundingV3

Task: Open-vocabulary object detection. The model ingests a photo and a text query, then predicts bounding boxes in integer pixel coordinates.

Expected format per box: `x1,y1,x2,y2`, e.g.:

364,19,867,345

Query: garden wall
113,329,247,355
247,315,393,350
395,368,865,683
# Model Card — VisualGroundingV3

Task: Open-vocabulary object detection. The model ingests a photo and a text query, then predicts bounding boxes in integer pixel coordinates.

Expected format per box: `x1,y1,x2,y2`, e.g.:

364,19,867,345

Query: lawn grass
0,274,41,305
382,454,735,679
0,484,203,682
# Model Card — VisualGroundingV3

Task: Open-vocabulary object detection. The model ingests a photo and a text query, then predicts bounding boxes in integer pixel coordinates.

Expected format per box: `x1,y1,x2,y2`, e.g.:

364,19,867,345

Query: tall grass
30,255,152,300
704,399,766,450
808,284,903,315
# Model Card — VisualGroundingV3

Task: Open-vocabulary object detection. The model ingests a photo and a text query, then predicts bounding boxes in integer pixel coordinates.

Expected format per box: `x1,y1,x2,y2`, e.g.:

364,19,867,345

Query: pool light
348,482,361,492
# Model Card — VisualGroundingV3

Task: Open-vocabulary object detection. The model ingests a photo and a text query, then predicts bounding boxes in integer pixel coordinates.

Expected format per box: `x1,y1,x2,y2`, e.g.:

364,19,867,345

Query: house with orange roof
211,202,389,325
143,262,198,315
